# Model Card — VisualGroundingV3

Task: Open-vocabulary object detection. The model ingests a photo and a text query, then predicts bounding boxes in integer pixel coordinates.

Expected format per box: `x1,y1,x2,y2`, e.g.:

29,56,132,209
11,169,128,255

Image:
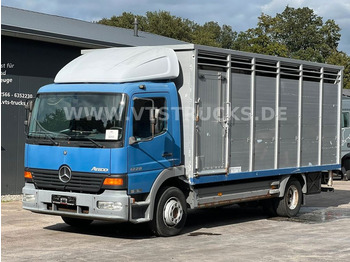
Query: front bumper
22,183,130,222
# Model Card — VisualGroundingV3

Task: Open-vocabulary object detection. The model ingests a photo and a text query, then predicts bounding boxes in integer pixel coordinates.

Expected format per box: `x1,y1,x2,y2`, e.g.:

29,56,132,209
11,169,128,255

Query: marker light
24,171,33,179
103,178,124,186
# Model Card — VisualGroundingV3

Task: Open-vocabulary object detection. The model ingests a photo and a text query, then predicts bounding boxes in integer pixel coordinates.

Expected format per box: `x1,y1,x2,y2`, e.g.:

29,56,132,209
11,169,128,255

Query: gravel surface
1,195,22,202
2,181,350,262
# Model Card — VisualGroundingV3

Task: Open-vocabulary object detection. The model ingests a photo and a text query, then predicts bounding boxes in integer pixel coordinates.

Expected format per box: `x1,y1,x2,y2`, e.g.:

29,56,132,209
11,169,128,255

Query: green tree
234,7,342,62
219,25,237,49
98,11,237,49
99,11,194,42
233,28,289,57
192,22,221,47
192,22,237,48
326,51,350,89
98,12,146,30
144,11,194,42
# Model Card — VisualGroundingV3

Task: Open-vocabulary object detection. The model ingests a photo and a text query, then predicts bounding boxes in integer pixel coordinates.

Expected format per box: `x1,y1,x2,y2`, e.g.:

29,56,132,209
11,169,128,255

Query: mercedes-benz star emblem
58,165,72,183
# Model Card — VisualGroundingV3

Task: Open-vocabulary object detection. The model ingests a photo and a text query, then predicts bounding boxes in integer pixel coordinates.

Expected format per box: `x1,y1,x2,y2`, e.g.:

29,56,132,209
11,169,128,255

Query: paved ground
2,180,350,262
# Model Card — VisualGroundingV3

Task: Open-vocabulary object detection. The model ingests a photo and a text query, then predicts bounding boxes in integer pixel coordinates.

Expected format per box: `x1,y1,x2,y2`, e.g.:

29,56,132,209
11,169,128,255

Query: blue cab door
127,93,175,192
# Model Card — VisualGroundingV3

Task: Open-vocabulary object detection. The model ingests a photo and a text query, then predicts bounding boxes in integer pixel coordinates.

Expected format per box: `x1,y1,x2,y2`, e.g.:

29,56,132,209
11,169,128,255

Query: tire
343,170,350,181
61,216,93,227
151,187,187,237
275,178,302,217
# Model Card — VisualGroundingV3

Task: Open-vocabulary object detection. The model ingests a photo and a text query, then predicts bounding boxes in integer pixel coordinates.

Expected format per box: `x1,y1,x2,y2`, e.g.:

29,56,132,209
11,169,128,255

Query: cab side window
133,97,167,140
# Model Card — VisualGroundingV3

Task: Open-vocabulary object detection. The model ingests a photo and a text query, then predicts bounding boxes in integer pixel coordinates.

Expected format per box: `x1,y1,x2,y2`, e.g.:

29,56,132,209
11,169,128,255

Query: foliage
234,7,341,62
99,11,194,42
326,51,350,89
98,7,350,88
98,11,236,49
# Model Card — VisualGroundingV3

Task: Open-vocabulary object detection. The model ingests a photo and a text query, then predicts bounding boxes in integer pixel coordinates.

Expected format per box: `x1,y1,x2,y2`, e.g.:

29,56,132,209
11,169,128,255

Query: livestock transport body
22,44,343,236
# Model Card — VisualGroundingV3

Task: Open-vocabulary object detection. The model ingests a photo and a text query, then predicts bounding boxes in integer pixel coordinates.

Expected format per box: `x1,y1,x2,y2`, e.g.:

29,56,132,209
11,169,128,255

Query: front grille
31,169,106,193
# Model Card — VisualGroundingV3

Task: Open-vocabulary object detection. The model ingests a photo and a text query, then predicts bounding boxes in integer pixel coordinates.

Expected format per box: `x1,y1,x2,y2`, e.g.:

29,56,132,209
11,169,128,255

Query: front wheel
151,187,187,237
275,178,302,217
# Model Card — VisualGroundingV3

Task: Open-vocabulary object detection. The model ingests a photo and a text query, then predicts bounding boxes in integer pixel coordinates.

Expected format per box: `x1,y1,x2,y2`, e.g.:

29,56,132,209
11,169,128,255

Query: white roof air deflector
54,47,179,83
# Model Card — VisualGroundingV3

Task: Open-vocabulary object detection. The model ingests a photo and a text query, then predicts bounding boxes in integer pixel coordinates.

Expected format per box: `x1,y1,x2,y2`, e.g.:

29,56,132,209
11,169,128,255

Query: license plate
52,195,76,206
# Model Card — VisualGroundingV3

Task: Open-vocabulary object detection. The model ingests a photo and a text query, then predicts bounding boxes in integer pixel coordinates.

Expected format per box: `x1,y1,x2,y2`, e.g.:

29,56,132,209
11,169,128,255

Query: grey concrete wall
1,36,82,194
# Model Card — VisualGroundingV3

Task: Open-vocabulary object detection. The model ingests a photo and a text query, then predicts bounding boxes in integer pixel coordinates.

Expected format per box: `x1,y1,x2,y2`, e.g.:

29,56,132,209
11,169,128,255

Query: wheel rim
163,197,183,227
287,184,299,210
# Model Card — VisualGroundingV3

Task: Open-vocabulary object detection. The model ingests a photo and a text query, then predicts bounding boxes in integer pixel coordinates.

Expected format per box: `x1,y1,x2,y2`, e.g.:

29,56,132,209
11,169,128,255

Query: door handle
162,152,173,157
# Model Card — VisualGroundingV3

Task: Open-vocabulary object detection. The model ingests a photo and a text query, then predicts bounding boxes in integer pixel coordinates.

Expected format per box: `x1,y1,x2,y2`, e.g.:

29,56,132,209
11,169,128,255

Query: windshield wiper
87,137,104,148
29,132,59,146
45,133,59,146
33,120,71,140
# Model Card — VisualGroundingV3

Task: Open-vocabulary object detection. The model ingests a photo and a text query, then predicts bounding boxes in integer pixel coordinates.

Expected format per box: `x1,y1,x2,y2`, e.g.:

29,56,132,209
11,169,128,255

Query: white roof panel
54,47,180,83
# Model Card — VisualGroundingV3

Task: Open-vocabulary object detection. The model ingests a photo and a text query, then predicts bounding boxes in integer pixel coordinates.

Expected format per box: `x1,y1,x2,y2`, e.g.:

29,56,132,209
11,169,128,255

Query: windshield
29,93,127,142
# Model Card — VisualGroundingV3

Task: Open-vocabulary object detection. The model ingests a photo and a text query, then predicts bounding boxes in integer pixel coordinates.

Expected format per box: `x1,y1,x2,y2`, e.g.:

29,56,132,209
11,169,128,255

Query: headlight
22,194,35,202
97,201,123,211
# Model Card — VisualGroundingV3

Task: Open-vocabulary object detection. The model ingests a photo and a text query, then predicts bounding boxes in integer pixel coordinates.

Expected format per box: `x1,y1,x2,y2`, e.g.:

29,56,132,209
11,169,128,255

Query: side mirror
150,108,156,138
129,136,137,145
24,99,35,132
25,100,34,112
150,108,156,125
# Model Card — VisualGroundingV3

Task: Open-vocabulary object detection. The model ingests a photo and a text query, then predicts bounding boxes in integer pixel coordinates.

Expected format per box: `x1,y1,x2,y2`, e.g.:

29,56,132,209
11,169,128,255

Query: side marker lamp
24,171,33,179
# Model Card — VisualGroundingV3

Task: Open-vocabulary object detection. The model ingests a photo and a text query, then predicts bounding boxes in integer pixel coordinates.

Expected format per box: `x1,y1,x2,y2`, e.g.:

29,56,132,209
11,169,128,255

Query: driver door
127,94,173,174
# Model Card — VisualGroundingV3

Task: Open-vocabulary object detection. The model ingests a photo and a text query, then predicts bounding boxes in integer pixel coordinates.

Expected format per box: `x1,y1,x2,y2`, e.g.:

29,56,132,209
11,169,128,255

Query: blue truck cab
23,47,187,235
23,45,343,236
23,81,181,215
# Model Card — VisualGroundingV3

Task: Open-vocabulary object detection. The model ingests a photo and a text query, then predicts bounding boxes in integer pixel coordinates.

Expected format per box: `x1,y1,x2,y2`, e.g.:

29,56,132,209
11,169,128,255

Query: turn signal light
103,178,123,186
24,171,33,179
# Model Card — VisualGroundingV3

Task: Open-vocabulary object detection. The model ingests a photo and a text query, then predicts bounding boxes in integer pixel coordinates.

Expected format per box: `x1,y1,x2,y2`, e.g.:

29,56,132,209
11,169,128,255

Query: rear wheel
61,216,93,227
151,187,187,237
275,178,302,217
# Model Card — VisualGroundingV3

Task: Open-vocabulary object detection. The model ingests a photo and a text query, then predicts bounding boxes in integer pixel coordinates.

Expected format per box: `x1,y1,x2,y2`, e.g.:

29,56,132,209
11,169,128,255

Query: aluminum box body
171,44,342,185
